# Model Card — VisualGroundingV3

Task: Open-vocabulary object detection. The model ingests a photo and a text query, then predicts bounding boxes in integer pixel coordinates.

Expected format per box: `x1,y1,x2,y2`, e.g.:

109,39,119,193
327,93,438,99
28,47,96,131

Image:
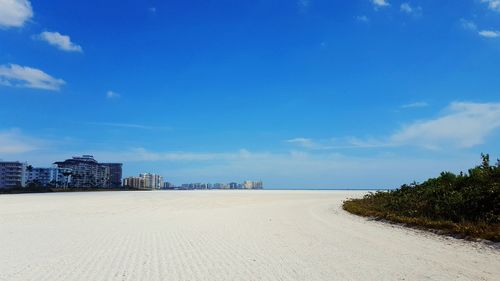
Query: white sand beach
0,190,498,281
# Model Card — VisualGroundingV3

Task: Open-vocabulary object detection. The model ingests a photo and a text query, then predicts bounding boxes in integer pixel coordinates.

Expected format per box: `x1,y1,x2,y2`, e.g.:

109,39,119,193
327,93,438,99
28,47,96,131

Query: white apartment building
25,167,72,188
124,173,163,190
123,176,145,189
0,161,27,189
54,155,110,188
140,173,163,190
243,180,263,189
213,183,229,189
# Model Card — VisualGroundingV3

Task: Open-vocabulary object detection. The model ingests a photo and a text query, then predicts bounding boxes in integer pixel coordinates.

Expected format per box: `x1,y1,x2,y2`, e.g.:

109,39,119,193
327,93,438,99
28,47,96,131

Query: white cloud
2,144,482,188
286,137,392,150
297,0,311,13
460,19,477,31
0,64,65,91
400,2,421,15
372,0,389,7
0,131,479,187
84,122,170,130
0,129,42,153
288,102,500,150
479,30,500,38
356,15,369,22
97,148,478,188
460,20,499,38
298,0,310,8
92,148,268,163
401,101,428,109
400,3,412,13
390,102,500,148
106,90,120,99
287,138,326,149
345,137,394,148
38,31,83,52
482,0,500,12
0,0,33,28
0,132,490,188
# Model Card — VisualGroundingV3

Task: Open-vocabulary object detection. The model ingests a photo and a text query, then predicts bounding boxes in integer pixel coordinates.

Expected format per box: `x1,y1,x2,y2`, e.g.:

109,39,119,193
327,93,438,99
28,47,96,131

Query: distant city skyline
1,1,500,188
0,154,265,190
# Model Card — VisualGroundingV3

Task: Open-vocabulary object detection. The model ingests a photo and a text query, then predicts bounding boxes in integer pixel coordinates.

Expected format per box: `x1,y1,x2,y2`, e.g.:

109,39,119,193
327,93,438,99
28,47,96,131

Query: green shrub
343,154,500,241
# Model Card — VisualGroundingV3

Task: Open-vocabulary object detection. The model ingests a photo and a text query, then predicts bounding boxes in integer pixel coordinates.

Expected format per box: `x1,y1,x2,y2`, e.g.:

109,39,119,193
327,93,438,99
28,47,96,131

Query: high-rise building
213,183,229,189
25,167,73,188
25,167,51,186
242,180,263,189
54,155,114,188
140,173,163,189
177,181,263,190
101,163,122,188
0,161,27,189
123,176,145,189
124,173,163,190
242,181,252,189
253,181,263,189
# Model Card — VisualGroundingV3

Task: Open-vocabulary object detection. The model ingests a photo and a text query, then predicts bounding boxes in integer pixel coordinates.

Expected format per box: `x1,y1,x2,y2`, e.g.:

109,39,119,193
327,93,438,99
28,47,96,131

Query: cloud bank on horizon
0,0,499,188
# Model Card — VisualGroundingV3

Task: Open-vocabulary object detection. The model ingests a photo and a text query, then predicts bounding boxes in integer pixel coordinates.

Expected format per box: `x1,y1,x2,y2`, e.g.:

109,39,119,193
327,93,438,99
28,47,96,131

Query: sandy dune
0,190,498,281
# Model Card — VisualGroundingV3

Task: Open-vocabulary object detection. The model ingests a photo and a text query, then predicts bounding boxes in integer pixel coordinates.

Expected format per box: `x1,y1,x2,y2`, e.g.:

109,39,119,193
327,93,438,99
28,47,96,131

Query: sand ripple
0,190,498,281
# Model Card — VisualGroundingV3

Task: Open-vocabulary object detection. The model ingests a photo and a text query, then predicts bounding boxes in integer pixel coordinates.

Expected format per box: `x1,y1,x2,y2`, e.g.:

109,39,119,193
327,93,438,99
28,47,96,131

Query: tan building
124,173,163,190
242,180,263,189
123,176,145,189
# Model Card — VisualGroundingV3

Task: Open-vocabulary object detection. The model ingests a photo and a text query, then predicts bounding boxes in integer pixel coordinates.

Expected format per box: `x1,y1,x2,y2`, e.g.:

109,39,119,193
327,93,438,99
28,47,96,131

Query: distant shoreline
0,188,142,195
263,188,387,191
0,187,383,195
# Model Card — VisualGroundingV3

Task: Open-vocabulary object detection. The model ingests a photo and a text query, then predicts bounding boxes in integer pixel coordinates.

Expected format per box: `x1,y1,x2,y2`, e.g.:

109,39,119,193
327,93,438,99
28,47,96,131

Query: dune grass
343,154,500,242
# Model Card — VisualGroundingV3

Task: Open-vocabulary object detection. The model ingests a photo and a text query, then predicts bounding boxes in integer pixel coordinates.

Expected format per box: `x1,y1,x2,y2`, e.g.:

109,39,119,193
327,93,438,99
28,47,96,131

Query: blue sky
1,0,500,188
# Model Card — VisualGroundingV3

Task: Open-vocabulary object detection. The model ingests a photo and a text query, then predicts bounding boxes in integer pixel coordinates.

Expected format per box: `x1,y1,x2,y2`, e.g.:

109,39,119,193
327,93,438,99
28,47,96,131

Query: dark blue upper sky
1,0,499,188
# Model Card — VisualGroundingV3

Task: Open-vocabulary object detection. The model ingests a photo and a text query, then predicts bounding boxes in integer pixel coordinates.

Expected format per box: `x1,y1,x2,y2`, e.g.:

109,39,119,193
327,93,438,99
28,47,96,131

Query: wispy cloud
460,19,477,31
288,102,500,150
460,19,499,38
297,0,311,13
400,3,412,13
287,138,332,150
0,0,33,28
356,15,369,22
298,0,310,8
372,0,390,7
400,2,422,15
6,145,482,188
106,90,120,99
85,122,170,130
482,0,500,12
345,137,394,148
479,30,500,38
0,64,65,91
93,148,478,188
37,31,83,53
0,131,489,188
287,137,393,150
401,101,428,109
0,129,44,154
390,102,500,149
101,148,264,162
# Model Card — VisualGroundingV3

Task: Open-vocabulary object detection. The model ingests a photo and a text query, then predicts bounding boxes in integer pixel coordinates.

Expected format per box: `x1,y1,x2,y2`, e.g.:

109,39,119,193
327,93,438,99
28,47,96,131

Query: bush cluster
343,154,500,241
